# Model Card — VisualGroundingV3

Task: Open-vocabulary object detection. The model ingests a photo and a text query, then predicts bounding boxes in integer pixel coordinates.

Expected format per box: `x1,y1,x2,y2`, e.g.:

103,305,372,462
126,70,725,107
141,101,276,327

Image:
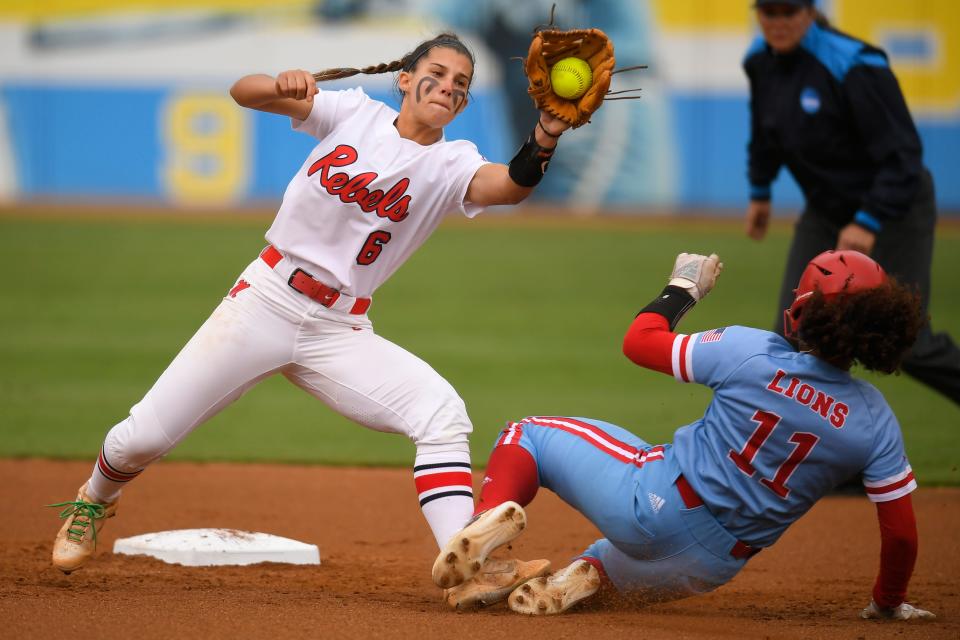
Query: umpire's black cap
754,0,813,7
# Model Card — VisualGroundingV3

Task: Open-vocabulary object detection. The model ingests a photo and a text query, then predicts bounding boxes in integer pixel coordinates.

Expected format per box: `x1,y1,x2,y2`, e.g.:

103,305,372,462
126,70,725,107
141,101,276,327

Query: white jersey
264,87,490,298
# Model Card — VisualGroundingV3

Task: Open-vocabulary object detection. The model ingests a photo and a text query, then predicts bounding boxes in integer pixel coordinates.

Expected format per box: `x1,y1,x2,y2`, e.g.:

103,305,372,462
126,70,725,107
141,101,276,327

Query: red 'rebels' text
307,145,411,222
766,369,849,428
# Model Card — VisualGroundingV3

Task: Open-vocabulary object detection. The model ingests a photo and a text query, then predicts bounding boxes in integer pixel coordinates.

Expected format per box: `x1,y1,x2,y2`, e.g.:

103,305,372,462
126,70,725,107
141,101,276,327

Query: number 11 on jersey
728,409,820,499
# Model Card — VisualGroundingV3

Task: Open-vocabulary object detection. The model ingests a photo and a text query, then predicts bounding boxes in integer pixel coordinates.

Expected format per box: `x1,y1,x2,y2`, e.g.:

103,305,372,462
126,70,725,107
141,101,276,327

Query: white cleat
508,559,601,615
443,558,551,609
431,501,527,589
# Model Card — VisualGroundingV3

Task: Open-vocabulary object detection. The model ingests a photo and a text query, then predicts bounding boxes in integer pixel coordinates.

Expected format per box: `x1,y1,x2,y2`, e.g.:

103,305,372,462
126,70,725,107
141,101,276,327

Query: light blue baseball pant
496,416,749,602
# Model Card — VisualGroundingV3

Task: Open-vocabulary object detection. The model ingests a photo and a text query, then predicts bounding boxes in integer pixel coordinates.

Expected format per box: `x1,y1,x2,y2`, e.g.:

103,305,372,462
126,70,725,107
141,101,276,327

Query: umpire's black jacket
743,21,925,233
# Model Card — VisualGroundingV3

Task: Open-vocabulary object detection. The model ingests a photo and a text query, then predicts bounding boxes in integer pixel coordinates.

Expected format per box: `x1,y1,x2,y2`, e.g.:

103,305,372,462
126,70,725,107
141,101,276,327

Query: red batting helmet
783,250,887,341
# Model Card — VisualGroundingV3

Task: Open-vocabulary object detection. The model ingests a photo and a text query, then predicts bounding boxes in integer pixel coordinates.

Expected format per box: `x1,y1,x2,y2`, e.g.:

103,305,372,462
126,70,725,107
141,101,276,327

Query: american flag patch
699,327,727,343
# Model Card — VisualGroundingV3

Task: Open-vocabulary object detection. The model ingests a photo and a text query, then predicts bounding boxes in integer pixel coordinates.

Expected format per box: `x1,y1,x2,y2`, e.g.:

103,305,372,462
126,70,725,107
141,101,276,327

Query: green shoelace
47,500,108,546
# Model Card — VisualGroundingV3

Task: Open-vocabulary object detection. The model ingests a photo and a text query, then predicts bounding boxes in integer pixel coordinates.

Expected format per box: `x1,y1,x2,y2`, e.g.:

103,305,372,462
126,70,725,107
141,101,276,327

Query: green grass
1,214,958,483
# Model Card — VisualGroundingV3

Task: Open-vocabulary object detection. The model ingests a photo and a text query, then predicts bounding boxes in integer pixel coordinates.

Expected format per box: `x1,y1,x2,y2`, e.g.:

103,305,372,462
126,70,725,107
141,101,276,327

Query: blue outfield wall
4,86,166,198
2,83,957,213
2,83,512,206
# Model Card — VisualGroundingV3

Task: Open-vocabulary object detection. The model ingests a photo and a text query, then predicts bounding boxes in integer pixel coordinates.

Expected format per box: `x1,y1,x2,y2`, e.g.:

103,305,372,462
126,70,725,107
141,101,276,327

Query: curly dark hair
798,279,926,373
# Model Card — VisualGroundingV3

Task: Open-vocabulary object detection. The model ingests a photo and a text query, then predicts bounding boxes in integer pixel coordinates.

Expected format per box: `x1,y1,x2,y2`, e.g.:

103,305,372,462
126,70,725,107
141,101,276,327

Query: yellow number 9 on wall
163,94,247,206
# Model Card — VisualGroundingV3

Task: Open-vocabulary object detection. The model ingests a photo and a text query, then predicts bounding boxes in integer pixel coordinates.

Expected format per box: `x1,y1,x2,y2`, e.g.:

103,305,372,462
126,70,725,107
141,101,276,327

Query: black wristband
507,127,556,188
637,286,696,331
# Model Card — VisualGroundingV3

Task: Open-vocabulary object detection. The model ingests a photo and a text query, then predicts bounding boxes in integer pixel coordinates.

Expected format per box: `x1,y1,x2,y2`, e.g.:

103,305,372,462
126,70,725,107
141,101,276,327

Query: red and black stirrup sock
474,443,540,516
413,449,475,547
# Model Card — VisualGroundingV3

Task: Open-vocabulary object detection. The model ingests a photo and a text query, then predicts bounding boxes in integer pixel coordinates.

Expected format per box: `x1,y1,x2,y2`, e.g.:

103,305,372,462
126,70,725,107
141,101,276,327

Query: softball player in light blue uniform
434,251,933,620
500,319,912,596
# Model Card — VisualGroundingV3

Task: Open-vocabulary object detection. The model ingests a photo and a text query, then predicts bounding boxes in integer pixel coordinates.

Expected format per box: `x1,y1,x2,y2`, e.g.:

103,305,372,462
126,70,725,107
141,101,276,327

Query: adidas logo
481,476,493,486
648,492,665,513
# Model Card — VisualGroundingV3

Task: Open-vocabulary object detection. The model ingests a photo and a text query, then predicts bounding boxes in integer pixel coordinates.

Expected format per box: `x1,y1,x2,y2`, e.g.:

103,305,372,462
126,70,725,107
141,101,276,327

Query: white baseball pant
86,250,475,546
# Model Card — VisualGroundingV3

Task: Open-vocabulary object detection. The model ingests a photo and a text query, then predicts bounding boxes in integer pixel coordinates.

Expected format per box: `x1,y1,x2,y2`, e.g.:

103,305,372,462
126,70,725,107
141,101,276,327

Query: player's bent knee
410,393,472,448
103,407,176,471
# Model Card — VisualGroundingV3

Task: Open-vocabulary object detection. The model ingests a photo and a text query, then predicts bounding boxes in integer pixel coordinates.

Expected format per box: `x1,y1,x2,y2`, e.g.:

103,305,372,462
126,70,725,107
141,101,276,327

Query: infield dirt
3,459,957,639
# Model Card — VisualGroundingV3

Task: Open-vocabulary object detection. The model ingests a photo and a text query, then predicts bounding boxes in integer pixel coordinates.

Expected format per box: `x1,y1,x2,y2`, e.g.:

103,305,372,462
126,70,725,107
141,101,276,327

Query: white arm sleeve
446,141,491,219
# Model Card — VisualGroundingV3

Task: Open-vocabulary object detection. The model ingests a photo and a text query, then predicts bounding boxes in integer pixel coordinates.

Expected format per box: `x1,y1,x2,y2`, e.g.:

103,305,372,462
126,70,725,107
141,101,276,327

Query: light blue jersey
487,326,916,600
670,326,916,548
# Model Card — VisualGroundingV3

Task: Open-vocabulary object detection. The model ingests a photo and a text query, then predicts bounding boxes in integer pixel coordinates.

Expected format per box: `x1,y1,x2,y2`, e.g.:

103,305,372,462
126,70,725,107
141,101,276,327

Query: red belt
675,474,761,560
260,245,371,315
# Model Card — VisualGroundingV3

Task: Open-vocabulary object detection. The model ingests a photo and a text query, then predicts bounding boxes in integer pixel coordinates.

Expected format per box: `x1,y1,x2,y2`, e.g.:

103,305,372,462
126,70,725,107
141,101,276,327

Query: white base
112,528,320,567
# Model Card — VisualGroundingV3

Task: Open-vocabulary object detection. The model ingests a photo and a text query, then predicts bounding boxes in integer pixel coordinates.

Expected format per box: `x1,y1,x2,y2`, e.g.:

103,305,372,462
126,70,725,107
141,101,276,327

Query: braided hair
311,32,476,101
798,279,926,373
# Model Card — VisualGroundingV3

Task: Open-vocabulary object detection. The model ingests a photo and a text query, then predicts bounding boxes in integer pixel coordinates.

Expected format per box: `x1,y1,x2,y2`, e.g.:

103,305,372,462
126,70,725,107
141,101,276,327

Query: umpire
742,0,960,406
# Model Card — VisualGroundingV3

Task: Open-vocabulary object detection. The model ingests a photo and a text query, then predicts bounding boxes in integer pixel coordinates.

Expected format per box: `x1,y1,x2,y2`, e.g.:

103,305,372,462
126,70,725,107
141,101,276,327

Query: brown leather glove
525,28,615,128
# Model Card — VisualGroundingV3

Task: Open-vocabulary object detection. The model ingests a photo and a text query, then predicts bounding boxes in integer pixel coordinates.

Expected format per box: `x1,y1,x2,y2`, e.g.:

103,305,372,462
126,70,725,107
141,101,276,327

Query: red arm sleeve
622,312,679,376
872,494,919,609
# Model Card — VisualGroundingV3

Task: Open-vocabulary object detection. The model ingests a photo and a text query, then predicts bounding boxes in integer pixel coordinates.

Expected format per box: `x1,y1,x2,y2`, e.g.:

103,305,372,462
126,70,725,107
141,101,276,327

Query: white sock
86,444,142,503
414,448,474,548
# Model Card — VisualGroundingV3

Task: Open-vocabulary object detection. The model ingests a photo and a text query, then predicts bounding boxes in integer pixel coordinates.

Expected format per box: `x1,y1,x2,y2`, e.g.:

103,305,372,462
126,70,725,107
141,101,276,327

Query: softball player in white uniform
50,33,576,575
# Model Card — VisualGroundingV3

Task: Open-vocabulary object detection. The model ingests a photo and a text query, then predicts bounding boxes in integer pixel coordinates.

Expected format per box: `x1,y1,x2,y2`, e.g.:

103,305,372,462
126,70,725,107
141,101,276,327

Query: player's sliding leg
430,425,545,591
442,557,552,609
431,442,551,608
473,416,716,614
482,416,654,544
465,422,609,613
483,416,748,614
473,436,540,513
431,500,529,589
49,259,298,573
509,557,603,615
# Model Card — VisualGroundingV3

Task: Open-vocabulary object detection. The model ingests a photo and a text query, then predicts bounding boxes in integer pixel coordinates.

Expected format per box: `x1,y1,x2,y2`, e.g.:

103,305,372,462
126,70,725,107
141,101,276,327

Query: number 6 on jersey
357,231,392,265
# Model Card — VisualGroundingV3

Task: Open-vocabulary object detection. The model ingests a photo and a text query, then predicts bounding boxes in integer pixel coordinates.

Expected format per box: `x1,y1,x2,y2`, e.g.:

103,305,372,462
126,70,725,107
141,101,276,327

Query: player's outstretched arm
230,70,316,120
465,111,570,207
623,253,722,374
860,494,935,621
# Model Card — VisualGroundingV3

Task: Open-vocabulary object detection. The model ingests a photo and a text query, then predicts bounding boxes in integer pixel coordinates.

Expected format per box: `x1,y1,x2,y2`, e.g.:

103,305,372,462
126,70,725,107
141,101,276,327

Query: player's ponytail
312,61,406,83
312,33,476,92
798,280,925,373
